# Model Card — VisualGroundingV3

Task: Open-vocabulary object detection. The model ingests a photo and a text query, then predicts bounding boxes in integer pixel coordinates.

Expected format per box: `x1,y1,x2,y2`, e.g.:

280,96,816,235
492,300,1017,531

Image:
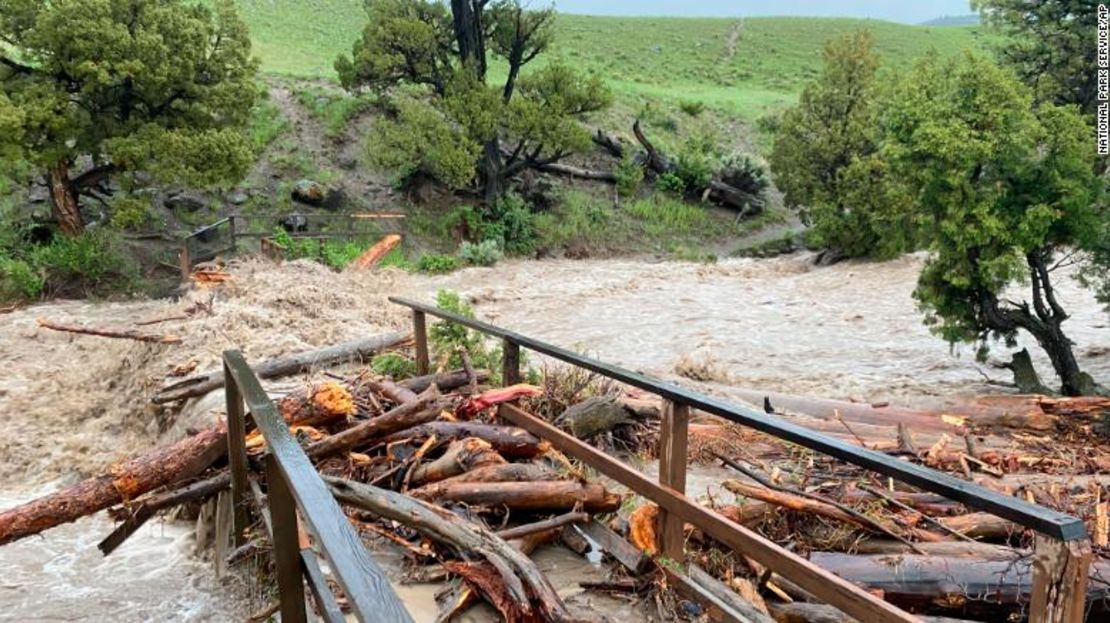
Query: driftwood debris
326,476,581,623
348,234,403,270
153,331,410,403
37,318,183,344
0,426,226,545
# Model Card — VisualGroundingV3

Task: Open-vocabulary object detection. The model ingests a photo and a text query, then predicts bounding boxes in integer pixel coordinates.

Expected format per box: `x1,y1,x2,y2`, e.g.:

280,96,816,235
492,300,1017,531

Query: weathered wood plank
658,399,689,562
1030,535,1093,623
413,311,429,376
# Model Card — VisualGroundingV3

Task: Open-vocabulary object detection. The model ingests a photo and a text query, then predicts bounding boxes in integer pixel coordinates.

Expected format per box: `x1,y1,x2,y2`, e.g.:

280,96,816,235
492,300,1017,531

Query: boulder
321,188,347,212
280,213,309,233
226,190,250,206
164,191,207,213
291,179,326,206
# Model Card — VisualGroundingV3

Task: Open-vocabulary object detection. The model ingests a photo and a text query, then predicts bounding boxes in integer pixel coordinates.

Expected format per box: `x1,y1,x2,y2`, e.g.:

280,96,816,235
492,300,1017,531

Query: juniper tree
881,53,1106,396
336,0,610,201
0,0,257,235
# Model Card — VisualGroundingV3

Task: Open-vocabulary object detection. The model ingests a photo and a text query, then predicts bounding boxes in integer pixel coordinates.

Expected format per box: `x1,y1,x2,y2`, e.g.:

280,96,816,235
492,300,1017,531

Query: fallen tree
153,331,410,403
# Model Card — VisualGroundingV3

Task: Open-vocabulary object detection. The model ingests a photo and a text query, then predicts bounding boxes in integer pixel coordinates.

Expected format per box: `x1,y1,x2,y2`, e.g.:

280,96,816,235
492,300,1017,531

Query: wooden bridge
219,296,1094,623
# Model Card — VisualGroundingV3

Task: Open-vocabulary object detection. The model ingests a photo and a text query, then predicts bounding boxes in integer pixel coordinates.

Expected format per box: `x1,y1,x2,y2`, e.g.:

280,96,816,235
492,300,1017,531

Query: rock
27,185,49,204
291,179,326,206
338,156,359,170
554,395,634,439
191,224,217,243
280,213,309,233
226,190,249,206
321,188,347,212
164,191,207,213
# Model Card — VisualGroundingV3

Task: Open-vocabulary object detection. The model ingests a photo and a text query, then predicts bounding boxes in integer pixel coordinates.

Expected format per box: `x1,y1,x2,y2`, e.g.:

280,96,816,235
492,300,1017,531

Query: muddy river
1,253,1106,621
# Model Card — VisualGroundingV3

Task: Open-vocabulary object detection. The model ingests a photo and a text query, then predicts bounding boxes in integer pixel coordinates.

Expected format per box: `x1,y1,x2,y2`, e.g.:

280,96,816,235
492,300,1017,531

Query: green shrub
614,154,644,198
717,152,771,209
371,352,417,378
427,289,512,378
375,246,414,271
110,195,155,230
754,111,781,134
678,99,706,116
450,193,538,256
0,256,43,301
654,172,686,194
248,97,289,153
416,253,460,274
458,240,503,266
26,230,138,296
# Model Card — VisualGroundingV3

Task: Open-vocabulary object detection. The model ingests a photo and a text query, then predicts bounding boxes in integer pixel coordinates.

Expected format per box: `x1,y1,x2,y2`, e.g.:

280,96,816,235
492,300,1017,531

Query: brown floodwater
1,253,1106,621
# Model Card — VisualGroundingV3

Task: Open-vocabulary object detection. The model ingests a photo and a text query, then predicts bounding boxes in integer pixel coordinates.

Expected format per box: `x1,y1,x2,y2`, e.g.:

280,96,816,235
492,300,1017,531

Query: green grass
291,84,378,139
226,2,999,118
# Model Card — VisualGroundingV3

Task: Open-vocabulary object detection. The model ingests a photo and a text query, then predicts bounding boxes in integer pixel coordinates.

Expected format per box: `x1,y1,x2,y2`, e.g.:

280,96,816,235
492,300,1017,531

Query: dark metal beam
390,296,1085,541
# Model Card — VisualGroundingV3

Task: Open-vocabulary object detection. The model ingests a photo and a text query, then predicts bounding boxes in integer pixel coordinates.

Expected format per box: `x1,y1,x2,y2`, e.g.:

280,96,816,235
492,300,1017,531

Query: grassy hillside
229,1,999,118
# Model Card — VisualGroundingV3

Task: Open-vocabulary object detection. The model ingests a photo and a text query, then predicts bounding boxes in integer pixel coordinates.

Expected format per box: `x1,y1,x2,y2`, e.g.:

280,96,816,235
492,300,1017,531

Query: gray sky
550,1,974,24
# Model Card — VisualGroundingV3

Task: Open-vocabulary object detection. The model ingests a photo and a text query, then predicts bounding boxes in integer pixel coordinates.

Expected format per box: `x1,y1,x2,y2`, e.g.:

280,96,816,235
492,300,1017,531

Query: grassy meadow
229,1,998,119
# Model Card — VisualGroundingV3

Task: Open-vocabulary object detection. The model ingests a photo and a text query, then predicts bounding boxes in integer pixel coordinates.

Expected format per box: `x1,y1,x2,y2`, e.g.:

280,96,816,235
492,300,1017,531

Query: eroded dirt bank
0,253,1106,621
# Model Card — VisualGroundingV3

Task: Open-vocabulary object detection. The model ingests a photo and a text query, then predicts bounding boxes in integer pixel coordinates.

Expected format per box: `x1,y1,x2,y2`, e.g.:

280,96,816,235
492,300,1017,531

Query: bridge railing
222,349,413,623
390,295,1093,623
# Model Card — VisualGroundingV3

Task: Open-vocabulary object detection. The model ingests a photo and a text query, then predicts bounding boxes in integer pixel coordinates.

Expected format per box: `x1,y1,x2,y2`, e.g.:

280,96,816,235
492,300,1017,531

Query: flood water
1,252,1107,621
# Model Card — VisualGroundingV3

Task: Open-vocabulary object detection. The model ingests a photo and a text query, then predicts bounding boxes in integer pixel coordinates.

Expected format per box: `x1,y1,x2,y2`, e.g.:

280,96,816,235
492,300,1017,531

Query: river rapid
0,253,1106,621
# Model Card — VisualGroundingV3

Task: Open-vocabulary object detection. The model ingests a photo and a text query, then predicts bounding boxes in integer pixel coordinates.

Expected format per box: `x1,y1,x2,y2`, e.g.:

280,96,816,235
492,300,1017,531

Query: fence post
657,399,690,563
1029,535,1092,623
228,215,237,252
502,339,521,386
223,361,249,547
178,245,191,280
266,453,308,623
413,310,429,375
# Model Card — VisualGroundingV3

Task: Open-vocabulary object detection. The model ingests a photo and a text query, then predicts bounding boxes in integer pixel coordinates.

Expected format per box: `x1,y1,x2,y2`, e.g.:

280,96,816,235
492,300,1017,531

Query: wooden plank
413,311,429,376
502,338,521,386
249,479,346,623
266,454,308,623
390,296,1085,541
577,519,651,574
497,404,919,623
1030,535,1093,623
687,564,775,623
223,364,249,547
224,350,413,623
658,399,689,562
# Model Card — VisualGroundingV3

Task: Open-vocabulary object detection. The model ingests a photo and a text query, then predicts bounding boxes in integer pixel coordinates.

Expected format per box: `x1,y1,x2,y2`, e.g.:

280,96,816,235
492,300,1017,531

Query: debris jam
0,255,1107,622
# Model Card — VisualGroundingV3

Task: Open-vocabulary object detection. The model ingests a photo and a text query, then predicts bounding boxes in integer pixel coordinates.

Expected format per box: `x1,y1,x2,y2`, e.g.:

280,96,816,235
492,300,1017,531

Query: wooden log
837,486,964,516
37,318,182,344
399,369,489,394
100,472,231,555
0,426,227,545
409,481,620,513
496,511,589,541
591,128,625,158
408,463,560,498
937,512,1022,541
409,438,506,485
809,552,1110,619
153,331,410,403
1030,534,1094,623
304,392,447,459
576,519,651,574
768,602,977,623
361,377,418,405
348,234,402,270
851,539,1026,560
324,476,575,622
722,480,928,545
381,421,548,459
685,563,776,623
536,162,617,182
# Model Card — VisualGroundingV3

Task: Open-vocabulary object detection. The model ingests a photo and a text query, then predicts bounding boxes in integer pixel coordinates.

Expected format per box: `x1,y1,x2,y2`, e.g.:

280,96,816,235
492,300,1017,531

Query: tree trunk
0,426,227,545
48,161,83,236
481,139,504,203
382,421,548,459
408,480,620,513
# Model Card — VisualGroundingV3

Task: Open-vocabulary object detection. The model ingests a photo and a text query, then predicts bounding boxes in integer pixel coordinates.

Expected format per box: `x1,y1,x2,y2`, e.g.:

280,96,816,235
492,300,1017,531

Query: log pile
0,342,624,622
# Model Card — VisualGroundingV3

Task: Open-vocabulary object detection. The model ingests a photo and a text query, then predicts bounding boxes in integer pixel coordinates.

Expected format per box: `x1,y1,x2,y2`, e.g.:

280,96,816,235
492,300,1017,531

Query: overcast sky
550,1,974,24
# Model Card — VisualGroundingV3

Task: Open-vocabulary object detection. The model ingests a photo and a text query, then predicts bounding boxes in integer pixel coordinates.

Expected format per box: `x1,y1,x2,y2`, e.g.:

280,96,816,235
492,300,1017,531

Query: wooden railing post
266,453,308,623
502,338,521,386
223,362,250,547
657,399,690,563
1029,535,1092,623
178,245,191,280
412,310,429,376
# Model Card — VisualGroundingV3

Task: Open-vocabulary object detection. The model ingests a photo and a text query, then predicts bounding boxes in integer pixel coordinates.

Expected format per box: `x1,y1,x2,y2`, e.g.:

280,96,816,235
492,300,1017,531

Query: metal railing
222,350,413,623
391,296,1094,623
